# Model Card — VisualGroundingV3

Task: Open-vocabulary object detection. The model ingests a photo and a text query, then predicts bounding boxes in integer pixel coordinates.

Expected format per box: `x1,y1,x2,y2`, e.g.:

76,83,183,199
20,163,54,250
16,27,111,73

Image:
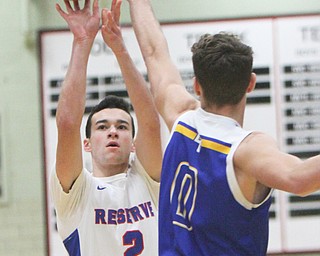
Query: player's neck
201,101,245,127
92,162,129,177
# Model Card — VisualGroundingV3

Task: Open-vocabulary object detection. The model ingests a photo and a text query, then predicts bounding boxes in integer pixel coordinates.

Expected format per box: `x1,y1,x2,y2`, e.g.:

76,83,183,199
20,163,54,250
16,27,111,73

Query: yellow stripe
175,124,197,140
201,139,230,154
175,123,230,154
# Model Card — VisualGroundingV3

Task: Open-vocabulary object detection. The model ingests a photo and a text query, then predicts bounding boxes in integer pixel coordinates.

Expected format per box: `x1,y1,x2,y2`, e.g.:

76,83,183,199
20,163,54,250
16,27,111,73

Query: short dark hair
85,95,135,138
191,32,253,107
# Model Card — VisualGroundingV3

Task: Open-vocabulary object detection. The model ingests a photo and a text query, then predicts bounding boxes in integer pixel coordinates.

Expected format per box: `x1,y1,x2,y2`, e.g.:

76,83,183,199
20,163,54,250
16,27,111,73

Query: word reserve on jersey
95,201,155,225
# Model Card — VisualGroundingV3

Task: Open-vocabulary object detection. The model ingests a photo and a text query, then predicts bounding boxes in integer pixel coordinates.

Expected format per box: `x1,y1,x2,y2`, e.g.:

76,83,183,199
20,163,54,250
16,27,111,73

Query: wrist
73,36,95,50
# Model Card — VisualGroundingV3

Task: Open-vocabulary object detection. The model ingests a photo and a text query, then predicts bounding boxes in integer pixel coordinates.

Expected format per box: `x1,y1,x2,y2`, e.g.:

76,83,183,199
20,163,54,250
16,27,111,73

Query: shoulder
234,131,279,174
166,100,200,131
239,131,277,149
172,108,199,126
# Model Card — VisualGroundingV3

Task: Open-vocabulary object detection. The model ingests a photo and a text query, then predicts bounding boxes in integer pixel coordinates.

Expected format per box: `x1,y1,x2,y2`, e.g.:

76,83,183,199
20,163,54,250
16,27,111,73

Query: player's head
191,32,254,107
85,95,135,139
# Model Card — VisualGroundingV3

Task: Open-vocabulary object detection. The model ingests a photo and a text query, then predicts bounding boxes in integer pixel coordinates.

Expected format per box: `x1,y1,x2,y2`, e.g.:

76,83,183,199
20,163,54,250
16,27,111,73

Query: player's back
159,108,272,256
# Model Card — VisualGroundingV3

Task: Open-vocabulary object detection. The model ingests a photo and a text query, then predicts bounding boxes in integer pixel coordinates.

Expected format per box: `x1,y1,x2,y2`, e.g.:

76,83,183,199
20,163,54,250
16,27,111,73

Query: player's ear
193,77,201,96
246,73,256,93
84,138,92,152
131,143,136,153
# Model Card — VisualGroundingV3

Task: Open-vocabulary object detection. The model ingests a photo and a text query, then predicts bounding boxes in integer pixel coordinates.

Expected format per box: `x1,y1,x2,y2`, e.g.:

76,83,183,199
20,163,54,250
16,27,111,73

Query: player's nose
107,125,118,138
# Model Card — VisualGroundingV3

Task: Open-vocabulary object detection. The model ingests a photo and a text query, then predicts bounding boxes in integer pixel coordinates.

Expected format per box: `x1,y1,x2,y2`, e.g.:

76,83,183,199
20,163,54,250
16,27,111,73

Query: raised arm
101,0,162,181
55,0,100,192
236,132,320,198
127,0,199,130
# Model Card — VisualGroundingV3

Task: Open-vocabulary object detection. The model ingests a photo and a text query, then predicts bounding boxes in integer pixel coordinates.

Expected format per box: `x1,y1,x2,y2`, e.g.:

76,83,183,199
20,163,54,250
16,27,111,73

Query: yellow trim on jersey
201,139,230,154
175,124,198,140
175,123,231,154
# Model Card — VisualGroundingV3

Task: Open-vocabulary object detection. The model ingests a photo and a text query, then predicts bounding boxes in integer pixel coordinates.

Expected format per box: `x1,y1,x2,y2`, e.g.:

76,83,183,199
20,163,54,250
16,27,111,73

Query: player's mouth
106,141,120,148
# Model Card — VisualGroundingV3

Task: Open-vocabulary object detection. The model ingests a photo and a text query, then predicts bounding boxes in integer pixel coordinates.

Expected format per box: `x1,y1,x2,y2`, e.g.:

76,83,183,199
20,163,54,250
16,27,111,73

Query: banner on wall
39,14,320,256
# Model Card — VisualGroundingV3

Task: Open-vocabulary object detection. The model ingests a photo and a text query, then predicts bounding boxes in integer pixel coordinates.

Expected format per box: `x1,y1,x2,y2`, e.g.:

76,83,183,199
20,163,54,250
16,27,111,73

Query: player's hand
101,0,126,54
56,0,100,43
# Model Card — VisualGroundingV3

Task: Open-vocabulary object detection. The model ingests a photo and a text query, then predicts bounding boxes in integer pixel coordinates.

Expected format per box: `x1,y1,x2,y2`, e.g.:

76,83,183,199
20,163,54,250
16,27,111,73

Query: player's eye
118,124,128,130
97,125,108,130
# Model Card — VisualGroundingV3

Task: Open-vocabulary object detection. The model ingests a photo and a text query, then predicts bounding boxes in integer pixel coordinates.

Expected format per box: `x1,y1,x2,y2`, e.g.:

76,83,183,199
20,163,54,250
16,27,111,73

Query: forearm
114,46,162,181
114,48,158,128
290,155,320,196
128,0,166,61
55,0,100,128
55,39,94,191
54,0,100,191
128,0,193,129
56,40,93,129
128,0,178,92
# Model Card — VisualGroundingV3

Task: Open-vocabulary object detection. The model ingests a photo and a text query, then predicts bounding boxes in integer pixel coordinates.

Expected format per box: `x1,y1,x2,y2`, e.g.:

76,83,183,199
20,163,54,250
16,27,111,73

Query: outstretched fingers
111,0,122,26
55,3,68,20
56,0,100,41
55,0,79,19
101,7,124,54
84,0,91,9
92,0,100,18
101,8,117,35
101,8,110,32
101,0,121,33
73,0,81,11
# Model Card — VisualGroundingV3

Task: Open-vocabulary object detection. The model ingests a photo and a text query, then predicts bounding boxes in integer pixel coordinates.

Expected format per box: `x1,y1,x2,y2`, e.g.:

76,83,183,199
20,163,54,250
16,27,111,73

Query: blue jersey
159,108,272,256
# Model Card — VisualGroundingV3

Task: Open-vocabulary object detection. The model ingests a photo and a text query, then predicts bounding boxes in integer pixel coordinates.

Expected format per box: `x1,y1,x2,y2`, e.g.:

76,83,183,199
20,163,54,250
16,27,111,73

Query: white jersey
50,154,159,256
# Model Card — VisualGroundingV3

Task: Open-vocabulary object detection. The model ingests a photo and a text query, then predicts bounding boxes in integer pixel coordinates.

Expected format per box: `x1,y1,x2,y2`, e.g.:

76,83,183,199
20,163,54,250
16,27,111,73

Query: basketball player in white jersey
128,0,320,255
50,0,161,255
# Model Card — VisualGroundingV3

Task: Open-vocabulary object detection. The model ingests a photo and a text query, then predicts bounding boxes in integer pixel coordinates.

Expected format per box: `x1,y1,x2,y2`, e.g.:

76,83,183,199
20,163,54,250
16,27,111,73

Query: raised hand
56,0,100,42
101,0,126,54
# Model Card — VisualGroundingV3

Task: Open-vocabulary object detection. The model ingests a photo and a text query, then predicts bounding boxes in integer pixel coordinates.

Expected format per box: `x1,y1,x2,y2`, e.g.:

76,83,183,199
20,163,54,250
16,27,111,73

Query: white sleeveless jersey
51,155,159,256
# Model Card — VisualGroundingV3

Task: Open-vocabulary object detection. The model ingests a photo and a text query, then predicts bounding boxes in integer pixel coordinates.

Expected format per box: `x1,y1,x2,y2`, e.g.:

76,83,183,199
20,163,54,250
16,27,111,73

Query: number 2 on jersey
123,230,144,256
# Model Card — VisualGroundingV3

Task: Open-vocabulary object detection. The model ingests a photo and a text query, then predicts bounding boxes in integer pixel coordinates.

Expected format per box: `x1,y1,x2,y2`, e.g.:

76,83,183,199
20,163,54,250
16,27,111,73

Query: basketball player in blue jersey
127,0,320,255
51,0,162,255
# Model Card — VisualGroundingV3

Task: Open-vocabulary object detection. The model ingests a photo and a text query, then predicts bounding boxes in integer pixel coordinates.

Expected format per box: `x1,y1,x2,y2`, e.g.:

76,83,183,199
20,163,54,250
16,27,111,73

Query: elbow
291,186,317,197
292,189,310,197
286,179,315,197
56,110,81,132
143,39,170,62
